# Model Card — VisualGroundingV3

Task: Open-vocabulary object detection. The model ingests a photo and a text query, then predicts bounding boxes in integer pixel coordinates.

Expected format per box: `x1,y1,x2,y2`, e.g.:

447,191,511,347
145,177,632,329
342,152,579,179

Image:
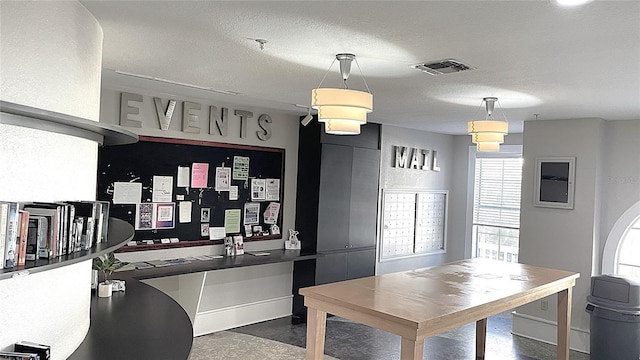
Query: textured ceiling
82,1,640,135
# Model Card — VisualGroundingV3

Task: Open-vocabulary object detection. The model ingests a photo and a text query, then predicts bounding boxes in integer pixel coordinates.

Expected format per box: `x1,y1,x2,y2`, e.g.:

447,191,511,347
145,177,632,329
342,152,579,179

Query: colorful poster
135,203,154,230
233,156,250,181
154,203,175,229
192,163,209,188
215,167,231,191
135,203,175,230
263,202,280,224
244,203,260,225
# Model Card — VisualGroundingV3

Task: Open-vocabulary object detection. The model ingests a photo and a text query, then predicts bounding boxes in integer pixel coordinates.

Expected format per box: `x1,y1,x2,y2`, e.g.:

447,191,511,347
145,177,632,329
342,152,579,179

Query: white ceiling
82,0,640,135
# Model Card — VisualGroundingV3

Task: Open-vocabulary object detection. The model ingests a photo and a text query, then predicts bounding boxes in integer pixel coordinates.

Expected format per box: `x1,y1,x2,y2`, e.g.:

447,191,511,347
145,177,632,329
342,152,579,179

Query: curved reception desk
68,276,193,360
68,249,318,360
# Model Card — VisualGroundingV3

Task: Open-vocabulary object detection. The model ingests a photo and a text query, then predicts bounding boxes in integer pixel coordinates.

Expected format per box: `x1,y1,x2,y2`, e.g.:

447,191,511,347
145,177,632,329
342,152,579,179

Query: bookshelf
0,217,135,280
0,100,138,146
0,101,138,281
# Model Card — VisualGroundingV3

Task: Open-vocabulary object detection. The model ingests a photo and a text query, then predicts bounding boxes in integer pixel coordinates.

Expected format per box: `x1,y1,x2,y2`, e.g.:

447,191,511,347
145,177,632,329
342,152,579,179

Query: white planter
98,282,113,297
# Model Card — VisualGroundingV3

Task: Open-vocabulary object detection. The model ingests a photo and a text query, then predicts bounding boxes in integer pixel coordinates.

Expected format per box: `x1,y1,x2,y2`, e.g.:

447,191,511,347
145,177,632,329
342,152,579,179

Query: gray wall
600,120,640,268
512,118,640,352
376,125,454,274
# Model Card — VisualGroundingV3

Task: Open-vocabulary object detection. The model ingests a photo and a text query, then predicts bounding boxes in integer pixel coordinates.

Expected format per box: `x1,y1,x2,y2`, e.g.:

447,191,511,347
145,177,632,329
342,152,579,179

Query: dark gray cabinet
315,138,380,285
317,144,380,252
315,248,376,285
292,121,380,322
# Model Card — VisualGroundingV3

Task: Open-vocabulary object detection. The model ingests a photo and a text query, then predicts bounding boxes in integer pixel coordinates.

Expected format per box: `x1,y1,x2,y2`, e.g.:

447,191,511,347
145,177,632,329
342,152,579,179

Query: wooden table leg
306,307,327,360
400,337,424,360
476,318,487,360
557,288,573,360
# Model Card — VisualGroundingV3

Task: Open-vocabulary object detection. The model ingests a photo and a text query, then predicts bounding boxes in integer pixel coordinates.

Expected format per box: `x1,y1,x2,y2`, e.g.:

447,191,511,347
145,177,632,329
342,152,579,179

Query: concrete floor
226,312,591,360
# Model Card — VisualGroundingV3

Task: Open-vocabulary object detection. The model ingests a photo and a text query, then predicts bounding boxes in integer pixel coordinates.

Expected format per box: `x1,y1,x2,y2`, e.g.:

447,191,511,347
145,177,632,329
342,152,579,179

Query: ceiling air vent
410,59,476,75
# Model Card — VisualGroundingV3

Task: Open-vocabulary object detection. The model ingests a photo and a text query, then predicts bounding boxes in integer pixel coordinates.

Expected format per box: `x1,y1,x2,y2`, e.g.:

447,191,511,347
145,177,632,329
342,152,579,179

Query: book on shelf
0,203,9,269
16,210,29,267
0,351,39,360
27,216,49,261
21,204,60,259
4,202,20,268
66,200,101,250
25,217,42,261
95,200,110,244
1,200,112,262
14,341,50,360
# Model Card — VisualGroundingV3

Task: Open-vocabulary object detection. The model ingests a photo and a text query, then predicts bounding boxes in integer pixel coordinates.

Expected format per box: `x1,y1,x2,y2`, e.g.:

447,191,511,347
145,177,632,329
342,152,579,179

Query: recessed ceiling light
556,0,593,7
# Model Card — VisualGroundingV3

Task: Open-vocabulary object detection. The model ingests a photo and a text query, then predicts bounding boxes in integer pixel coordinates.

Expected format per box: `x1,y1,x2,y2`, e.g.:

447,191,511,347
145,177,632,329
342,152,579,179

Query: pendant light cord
315,58,338,90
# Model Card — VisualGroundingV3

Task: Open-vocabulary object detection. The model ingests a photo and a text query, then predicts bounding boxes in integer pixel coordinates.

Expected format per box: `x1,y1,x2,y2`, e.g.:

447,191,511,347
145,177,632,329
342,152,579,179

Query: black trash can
585,275,640,360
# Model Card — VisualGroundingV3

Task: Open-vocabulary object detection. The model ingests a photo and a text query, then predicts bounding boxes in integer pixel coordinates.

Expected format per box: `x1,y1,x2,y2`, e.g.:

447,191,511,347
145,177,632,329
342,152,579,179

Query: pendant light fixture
468,97,509,152
310,53,373,135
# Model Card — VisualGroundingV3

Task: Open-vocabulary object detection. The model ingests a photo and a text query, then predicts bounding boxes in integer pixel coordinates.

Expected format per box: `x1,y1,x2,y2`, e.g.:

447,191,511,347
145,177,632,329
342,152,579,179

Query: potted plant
92,252,125,297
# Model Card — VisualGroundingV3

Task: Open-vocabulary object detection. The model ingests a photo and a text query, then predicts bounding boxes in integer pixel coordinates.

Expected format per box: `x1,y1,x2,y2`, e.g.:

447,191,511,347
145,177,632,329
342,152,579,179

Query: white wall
599,120,640,272
515,118,605,352
0,1,103,358
376,125,454,274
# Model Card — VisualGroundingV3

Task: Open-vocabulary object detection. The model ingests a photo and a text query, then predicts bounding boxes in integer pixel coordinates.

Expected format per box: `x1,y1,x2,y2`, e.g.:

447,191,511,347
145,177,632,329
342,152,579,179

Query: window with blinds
473,156,523,262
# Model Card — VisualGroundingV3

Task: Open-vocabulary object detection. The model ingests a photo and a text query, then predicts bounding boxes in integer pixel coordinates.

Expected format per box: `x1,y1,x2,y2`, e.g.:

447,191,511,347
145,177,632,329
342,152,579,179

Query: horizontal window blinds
473,157,523,229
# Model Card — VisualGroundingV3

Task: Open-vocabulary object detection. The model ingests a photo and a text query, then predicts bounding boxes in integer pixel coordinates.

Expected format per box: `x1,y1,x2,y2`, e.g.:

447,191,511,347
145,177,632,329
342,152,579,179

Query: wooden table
300,258,579,360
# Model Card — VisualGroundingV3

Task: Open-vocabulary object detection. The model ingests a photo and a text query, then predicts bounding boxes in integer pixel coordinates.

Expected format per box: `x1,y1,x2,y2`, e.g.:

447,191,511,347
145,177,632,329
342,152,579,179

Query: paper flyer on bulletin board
251,179,266,201
229,186,239,201
135,203,175,230
233,156,250,181
177,166,190,187
152,176,173,203
224,209,241,233
265,178,280,201
263,202,280,224
243,203,260,225
192,163,209,188
113,182,142,204
216,167,231,191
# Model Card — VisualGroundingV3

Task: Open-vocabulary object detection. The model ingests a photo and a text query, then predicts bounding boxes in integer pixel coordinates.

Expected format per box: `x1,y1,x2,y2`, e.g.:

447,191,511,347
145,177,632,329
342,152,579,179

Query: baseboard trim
193,295,293,336
511,311,590,354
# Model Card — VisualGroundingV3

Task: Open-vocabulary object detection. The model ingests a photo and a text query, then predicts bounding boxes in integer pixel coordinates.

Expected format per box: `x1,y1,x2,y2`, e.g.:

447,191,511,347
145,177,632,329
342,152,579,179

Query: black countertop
68,249,319,360
130,249,320,280
68,277,193,360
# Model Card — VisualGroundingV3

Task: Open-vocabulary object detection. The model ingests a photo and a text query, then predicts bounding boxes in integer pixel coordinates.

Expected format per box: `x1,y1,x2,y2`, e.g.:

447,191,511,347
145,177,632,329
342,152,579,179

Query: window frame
466,145,523,259
602,200,640,275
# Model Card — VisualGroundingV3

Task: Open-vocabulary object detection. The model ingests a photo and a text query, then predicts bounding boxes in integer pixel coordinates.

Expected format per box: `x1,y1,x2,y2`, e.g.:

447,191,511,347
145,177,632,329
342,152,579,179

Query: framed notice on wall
534,157,575,209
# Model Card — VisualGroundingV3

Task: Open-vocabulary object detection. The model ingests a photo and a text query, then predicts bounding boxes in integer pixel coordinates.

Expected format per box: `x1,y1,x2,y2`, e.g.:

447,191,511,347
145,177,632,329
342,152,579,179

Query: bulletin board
97,136,285,246
380,189,447,260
